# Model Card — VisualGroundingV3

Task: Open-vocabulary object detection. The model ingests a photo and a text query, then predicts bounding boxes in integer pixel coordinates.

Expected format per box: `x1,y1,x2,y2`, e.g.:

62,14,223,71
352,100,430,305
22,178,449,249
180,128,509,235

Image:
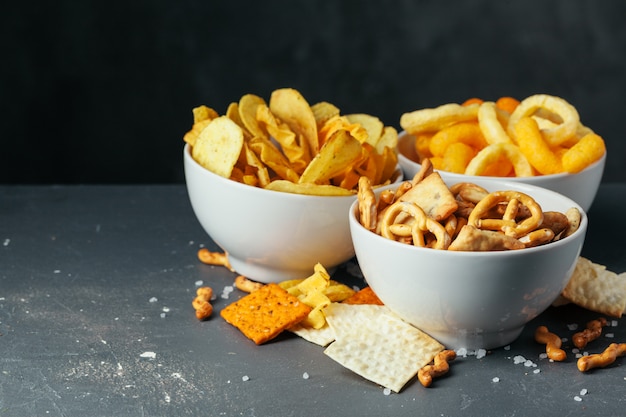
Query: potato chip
561,257,626,318
269,88,319,155
193,105,219,124
375,126,399,154
311,101,341,130
241,141,270,187
192,116,244,178
264,180,354,196
346,113,384,148
238,94,268,140
183,118,212,147
299,130,363,185
248,136,300,183
220,283,312,345
324,303,444,392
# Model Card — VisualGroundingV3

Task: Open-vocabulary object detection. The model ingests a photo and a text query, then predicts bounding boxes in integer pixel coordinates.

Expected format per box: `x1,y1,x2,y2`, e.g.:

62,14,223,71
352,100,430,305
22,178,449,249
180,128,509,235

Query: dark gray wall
2,0,625,184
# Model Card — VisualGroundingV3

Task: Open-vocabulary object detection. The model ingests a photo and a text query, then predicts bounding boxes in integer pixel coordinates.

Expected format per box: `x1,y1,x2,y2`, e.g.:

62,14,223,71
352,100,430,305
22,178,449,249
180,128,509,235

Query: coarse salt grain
162,306,170,312
574,396,582,402
195,280,203,286
611,320,618,327
606,333,615,338
567,323,578,331
242,375,250,382
383,388,391,395
476,349,487,359
302,372,310,380
503,345,511,351
456,348,468,357
149,297,158,303
492,377,500,383
140,351,156,359
580,388,588,396
533,369,541,374
513,355,526,364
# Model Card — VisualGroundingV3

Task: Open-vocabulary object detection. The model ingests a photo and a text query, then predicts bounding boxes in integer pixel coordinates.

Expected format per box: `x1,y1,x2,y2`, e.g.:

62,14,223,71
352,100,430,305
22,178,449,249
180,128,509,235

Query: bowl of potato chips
397,94,606,212
183,88,401,282
349,171,587,350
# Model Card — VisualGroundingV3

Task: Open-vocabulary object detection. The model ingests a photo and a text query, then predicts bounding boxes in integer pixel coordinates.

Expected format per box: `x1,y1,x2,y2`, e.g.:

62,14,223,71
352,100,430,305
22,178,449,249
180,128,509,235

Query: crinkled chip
220,283,312,345
323,303,444,392
561,257,626,318
192,116,244,178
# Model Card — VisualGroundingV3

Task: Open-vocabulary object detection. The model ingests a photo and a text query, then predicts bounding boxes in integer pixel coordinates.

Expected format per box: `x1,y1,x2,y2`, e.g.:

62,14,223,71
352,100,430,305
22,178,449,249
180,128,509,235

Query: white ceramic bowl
397,131,605,212
349,178,588,350
184,144,401,283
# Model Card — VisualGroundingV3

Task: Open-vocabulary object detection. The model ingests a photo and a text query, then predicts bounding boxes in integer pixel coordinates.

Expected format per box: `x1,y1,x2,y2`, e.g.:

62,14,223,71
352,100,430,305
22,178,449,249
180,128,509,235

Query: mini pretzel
573,317,608,349
518,228,555,248
193,286,215,320
418,349,457,387
357,176,377,231
535,325,566,361
198,248,234,271
468,191,543,238
577,343,626,372
234,275,264,293
449,182,489,205
381,201,451,249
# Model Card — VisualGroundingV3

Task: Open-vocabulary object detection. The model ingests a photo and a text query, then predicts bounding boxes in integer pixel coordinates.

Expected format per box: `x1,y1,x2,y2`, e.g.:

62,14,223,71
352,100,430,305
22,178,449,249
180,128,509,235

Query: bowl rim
397,130,606,181
348,178,588,258
184,143,402,200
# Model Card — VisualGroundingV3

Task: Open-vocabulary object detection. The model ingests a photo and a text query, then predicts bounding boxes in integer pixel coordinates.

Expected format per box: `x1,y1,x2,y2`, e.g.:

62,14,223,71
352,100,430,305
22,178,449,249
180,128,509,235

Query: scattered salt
3,238,10,246
456,348,468,357
503,345,511,351
475,349,487,359
383,388,392,395
149,297,158,303
53,270,61,274
492,377,500,383
221,285,234,299
567,323,579,331
162,306,171,312
160,313,166,318
533,369,541,374
513,355,527,365
611,320,618,327
302,372,310,380
242,375,250,382
140,351,156,359
539,353,548,360
605,333,615,338
195,280,204,286
574,396,582,402
580,388,588,396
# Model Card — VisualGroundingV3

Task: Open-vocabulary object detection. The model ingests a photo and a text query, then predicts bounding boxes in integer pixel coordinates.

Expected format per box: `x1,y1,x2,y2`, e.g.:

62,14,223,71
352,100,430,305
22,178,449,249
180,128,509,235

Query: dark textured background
2,0,625,184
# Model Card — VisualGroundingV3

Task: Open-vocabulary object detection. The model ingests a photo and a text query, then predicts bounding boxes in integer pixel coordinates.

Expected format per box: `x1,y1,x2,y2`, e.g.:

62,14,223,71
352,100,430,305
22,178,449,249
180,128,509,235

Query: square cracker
324,304,444,392
220,283,312,344
398,172,458,221
342,286,384,305
561,257,626,318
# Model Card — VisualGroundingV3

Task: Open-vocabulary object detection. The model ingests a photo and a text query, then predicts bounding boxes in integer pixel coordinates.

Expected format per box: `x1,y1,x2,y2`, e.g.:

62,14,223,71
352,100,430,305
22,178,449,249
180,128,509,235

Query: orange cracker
342,286,384,305
220,283,312,345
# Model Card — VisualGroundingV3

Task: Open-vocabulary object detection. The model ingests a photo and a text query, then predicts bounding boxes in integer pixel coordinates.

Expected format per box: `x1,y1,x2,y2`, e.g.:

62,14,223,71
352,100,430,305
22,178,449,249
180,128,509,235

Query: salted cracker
397,172,458,221
324,304,444,392
561,257,626,318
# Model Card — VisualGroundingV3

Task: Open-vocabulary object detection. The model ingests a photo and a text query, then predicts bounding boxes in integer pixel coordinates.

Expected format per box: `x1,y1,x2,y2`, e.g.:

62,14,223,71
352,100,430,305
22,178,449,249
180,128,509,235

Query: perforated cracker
220,283,312,344
324,304,444,392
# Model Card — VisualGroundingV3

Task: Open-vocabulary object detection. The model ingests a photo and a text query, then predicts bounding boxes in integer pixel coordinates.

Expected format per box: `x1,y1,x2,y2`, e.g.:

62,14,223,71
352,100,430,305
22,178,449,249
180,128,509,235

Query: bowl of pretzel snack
350,162,588,350
397,94,606,212
183,88,402,283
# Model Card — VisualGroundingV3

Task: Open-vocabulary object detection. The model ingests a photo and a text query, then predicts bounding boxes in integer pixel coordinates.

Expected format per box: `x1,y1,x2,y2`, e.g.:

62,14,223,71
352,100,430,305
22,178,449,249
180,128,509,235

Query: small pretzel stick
418,349,456,387
197,248,234,271
234,275,264,293
535,325,566,361
577,343,626,372
573,317,608,349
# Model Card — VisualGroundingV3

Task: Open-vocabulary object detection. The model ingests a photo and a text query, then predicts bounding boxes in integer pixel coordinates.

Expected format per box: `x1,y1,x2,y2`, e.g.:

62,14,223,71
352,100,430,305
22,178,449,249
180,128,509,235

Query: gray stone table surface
1,184,625,417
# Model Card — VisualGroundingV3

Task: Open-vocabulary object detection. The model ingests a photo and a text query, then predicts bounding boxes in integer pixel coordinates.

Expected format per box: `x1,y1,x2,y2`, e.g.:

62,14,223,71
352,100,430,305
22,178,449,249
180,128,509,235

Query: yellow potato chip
311,101,341,130
238,94,268,140
264,180,355,196
193,105,219,124
375,125,399,155
299,130,363,185
192,116,244,178
269,88,319,155
346,113,384,148
248,136,300,183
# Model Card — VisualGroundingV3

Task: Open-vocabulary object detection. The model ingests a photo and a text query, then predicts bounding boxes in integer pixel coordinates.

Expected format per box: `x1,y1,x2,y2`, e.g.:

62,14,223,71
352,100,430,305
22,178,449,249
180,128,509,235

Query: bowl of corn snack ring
397,94,606,211
349,168,587,350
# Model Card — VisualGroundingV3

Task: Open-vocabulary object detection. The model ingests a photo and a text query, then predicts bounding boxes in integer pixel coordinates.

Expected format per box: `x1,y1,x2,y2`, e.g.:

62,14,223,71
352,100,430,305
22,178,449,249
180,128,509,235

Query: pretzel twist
535,325,566,361
468,191,543,238
573,317,608,349
381,201,451,249
418,349,457,387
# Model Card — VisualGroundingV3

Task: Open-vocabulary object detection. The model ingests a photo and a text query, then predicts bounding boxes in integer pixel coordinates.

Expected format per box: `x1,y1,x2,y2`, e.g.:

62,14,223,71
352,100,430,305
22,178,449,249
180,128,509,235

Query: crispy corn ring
400,103,479,134
442,142,476,174
478,101,514,145
562,132,606,174
468,190,543,238
495,96,520,114
464,143,533,177
381,201,451,249
513,116,563,175
508,94,580,147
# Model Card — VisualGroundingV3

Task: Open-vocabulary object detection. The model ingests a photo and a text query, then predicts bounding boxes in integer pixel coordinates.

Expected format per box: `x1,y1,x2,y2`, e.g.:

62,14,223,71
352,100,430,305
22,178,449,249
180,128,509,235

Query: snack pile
184,88,399,196
400,94,606,176
357,160,581,251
